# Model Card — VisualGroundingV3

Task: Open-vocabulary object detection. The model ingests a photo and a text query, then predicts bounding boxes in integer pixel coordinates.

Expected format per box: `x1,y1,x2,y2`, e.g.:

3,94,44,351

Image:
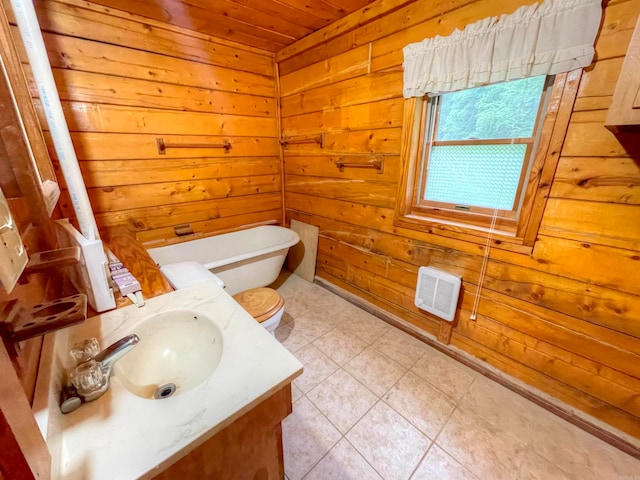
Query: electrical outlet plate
0,187,28,293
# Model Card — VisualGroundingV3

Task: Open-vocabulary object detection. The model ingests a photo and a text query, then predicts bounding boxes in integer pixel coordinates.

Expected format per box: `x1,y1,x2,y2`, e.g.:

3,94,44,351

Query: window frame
417,76,552,220
394,70,582,250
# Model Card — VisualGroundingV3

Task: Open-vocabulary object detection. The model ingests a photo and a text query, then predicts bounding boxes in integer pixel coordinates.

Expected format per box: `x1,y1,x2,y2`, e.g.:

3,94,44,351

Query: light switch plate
0,187,28,293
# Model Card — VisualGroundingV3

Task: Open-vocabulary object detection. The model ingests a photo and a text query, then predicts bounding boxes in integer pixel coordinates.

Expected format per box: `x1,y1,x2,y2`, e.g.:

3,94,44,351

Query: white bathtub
147,225,300,295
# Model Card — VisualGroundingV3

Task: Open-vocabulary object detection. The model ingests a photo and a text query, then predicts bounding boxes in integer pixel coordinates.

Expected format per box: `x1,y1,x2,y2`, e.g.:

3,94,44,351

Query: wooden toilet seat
233,288,284,323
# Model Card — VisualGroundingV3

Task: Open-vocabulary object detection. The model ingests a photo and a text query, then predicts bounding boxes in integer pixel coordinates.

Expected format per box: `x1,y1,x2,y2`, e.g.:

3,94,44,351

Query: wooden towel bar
335,156,384,173
279,133,324,148
156,138,231,154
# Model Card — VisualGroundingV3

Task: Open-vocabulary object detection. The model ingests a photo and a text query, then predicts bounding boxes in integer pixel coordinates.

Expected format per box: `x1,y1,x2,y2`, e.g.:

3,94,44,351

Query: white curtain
402,0,603,98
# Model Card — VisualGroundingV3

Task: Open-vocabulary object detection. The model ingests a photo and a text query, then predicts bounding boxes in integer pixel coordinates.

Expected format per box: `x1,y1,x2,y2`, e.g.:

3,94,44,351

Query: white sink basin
113,309,223,399
36,281,303,480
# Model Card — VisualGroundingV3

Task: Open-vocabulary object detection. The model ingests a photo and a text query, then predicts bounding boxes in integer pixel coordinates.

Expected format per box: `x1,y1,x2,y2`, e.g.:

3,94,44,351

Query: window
395,71,580,248
398,1,599,248
416,76,550,231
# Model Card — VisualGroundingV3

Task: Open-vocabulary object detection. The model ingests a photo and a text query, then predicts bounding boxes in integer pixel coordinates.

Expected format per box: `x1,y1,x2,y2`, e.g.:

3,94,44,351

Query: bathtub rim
146,225,300,270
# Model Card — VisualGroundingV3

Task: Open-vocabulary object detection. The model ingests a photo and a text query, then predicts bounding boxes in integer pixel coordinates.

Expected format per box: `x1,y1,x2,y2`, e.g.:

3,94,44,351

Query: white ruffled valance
402,0,603,98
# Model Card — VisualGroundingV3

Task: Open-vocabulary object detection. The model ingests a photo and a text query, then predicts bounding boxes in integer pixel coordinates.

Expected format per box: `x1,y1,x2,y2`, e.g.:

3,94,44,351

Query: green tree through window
437,76,546,141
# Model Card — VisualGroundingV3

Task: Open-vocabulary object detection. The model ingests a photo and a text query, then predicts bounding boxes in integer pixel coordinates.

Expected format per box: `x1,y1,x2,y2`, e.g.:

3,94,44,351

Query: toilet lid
233,288,284,323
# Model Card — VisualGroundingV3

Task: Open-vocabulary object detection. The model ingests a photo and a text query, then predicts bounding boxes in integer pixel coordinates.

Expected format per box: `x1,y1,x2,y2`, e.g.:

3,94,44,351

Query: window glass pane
436,76,546,141
424,144,527,210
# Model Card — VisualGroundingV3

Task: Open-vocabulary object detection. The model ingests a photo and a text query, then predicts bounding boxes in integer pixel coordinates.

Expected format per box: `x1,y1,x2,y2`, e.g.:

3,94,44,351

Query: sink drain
154,383,176,399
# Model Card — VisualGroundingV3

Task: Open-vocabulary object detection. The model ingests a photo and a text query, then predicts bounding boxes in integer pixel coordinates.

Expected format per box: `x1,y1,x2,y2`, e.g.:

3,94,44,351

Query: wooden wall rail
279,0,640,438
334,155,384,173
156,138,232,155
280,134,325,148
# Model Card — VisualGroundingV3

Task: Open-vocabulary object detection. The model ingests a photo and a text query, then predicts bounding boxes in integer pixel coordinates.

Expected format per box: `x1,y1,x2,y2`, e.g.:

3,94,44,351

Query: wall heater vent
414,266,461,322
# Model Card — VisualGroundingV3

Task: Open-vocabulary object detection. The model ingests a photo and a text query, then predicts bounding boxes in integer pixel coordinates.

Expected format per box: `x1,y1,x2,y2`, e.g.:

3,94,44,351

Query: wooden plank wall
5,0,281,244
278,0,640,438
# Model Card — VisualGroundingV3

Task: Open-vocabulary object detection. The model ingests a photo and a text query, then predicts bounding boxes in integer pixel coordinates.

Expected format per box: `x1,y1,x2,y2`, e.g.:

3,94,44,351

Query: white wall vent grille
414,266,461,322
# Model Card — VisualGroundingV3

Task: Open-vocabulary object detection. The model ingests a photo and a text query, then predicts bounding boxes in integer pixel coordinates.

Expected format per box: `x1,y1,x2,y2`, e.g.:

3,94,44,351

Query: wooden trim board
287,219,319,282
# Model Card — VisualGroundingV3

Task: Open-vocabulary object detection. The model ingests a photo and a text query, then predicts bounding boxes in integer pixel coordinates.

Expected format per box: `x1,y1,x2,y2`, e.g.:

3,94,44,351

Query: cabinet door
605,14,640,129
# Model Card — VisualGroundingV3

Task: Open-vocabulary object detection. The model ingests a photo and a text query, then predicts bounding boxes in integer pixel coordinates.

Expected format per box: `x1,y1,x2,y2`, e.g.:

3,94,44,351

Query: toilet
232,288,284,335
159,261,285,335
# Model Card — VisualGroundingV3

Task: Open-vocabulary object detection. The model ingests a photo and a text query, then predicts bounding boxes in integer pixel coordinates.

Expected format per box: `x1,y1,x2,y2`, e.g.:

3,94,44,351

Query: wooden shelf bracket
335,155,384,173
280,133,324,148
156,137,231,154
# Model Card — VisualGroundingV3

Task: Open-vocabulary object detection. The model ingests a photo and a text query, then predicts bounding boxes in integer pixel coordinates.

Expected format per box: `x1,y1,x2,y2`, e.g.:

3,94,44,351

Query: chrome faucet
93,334,140,371
66,334,140,406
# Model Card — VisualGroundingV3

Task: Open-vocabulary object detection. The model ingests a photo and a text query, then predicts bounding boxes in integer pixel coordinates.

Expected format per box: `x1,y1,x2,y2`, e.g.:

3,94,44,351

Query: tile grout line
282,276,640,479
301,316,387,478
340,397,394,480
371,340,481,479
284,307,340,480
376,350,445,479
340,345,432,480
432,374,478,446
426,375,511,480
296,308,437,479
296,390,338,480
302,340,413,480
408,441,437,480
298,379,385,479
285,281,447,479
290,313,379,480
314,277,640,462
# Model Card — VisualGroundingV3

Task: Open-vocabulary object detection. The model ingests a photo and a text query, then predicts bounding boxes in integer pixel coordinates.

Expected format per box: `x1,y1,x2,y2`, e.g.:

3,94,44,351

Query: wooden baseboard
314,276,640,461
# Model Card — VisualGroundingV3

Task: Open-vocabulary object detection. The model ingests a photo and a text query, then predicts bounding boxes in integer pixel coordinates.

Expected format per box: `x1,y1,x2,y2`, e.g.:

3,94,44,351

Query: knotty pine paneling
280,71,402,115
286,174,396,208
11,28,275,96
6,0,281,243
85,0,379,53
35,102,278,137
278,0,480,75
281,98,404,136
550,156,640,204
280,0,640,437
18,0,275,75
48,133,280,161
284,155,401,182
25,69,275,116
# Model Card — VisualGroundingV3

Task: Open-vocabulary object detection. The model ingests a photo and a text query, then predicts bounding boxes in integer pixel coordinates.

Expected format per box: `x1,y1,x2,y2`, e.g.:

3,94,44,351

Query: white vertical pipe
10,0,98,241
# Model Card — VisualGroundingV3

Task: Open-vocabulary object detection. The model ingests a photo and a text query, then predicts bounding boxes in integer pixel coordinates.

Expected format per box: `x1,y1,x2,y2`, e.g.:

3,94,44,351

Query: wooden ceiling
87,0,379,52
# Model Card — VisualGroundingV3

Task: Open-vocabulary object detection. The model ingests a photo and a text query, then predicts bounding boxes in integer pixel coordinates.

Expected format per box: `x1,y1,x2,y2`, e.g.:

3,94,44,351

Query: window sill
393,213,535,256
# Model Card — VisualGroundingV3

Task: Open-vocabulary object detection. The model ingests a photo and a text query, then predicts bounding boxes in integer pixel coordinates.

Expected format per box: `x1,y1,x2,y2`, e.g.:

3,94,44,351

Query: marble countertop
33,280,303,480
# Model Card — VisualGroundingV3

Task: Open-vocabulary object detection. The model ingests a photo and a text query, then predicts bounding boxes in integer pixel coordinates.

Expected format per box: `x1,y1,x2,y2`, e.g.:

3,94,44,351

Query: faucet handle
69,359,108,402
70,337,100,364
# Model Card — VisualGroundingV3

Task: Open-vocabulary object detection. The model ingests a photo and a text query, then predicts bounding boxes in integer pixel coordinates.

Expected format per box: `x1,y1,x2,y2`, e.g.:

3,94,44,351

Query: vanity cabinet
605,14,640,130
153,385,292,480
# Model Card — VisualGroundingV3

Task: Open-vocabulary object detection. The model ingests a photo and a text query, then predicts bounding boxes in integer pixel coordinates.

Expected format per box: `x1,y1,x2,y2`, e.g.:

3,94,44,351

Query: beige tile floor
274,273,640,480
